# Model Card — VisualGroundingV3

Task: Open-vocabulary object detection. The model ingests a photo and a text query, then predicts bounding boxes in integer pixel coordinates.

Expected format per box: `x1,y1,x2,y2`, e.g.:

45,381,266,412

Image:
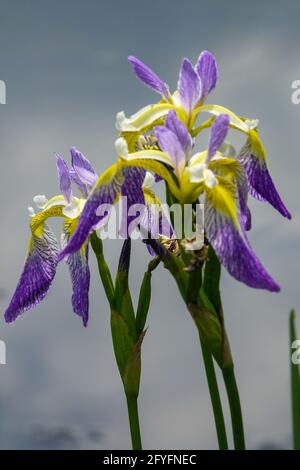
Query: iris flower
116,51,291,221
5,145,173,325
59,108,283,292
5,49,291,327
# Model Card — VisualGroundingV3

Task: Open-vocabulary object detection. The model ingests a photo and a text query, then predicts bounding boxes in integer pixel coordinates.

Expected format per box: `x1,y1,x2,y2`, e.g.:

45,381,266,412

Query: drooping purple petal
128,55,170,100
70,147,98,188
236,164,252,231
196,50,218,102
239,140,291,220
154,125,185,174
208,114,230,159
58,168,123,260
56,154,72,203
165,110,192,154
205,192,280,292
62,219,90,327
120,167,146,238
178,58,201,115
5,224,59,323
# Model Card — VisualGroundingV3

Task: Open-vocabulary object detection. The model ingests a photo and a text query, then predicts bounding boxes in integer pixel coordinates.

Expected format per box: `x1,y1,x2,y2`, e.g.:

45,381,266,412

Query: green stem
199,333,228,449
126,395,142,450
222,366,245,450
290,310,300,449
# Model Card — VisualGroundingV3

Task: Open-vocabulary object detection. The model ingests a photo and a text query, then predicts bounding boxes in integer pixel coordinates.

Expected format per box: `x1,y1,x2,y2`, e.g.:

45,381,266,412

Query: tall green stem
199,334,228,449
222,366,245,450
126,395,142,450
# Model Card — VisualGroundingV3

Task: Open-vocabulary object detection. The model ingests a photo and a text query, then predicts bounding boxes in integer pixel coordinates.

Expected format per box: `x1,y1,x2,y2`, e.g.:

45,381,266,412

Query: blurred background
0,0,299,449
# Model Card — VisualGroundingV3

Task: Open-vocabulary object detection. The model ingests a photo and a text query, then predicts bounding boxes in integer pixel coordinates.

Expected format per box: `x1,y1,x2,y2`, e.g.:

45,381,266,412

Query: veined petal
238,133,291,219
5,223,59,323
128,55,170,100
120,167,146,237
165,110,192,154
56,154,72,203
119,158,181,201
196,51,218,102
70,147,98,187
154,125,185,175
58,164,124,259
205,180,280,291
178,58,201,115
209,157,251,230
141,187,174,255
62,218,90,327
208,114,230,159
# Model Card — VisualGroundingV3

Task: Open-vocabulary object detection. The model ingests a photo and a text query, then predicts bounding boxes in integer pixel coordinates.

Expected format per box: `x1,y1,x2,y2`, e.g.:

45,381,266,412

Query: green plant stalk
126,395,142,450
290,309,300,449
161,249,228,449
91,234,143,450
222,366,245,450
199,333,228,449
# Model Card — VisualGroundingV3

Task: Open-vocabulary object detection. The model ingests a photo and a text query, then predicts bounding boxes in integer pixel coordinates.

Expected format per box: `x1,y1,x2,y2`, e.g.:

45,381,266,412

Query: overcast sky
0,0,300,449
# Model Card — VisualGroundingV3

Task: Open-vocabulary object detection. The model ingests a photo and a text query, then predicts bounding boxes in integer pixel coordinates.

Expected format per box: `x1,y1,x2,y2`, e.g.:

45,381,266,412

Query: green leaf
136,271,152,337
188,302,232,368
115,240,137,341
110,309,135,379
290,309,300,449
203,245,221,314
90,232,115,307
123,331,147,398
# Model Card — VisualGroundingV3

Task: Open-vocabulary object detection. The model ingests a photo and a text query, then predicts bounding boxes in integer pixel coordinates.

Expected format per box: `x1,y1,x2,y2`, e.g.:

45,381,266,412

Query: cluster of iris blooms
4,51,291,450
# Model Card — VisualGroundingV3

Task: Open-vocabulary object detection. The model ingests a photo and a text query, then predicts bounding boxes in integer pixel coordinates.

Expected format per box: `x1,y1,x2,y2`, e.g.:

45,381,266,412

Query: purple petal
239,140,291,220
205,194,280,292
196,50,218,102
62,220,90,327
237,165,252,231
178,58,201,115
120,167,146,237
5,225,59,323
208,114,230,159
70,147,98,188
69,169,88,198
56,154,72,203
165,110,192,154
128,55,170,100
58,169,123,260
154,125,185,173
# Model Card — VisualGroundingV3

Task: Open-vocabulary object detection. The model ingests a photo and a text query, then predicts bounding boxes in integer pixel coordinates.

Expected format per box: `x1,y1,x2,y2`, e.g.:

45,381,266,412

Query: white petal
189,162,206,183
62,197,83,219
28,206,35,218
115,137,128,157
203,168,218,188
33,194,48,209
245,118,259,130
143,172,155,189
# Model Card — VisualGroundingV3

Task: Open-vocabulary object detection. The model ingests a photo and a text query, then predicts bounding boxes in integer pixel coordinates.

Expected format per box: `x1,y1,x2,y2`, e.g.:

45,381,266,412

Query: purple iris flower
128,50,218,115
5,148,99,327
154,110,280,292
